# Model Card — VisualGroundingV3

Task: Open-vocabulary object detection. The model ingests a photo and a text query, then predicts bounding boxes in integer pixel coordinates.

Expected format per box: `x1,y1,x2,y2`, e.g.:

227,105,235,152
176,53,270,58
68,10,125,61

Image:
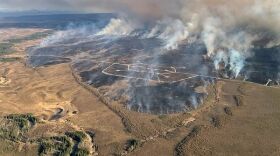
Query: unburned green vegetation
38,136,72,156
0,113,38,141
0,30,52,56
0,113,92,156
0,43,13,54
73,148,90,156
65,131,87,142
38,131,91,156
7,31,53,44
0,57,20,62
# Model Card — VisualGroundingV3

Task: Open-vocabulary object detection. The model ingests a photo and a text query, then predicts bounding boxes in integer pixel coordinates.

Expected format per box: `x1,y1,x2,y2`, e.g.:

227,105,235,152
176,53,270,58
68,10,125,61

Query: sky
0,0,107,12
0,0,181,17
0,0,279,32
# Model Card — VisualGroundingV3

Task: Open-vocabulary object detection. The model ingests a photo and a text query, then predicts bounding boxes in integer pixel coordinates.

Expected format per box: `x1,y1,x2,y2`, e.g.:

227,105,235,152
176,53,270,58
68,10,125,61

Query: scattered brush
65,131,87,142
212,116,222,128
175,125,202,156
38,136,72,156
0,113,38,141
224,107,233,116
125,139,141,152
7,31,53,44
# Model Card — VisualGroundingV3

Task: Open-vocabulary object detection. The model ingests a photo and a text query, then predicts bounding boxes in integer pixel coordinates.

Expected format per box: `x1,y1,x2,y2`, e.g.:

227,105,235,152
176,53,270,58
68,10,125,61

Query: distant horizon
0,10,114,18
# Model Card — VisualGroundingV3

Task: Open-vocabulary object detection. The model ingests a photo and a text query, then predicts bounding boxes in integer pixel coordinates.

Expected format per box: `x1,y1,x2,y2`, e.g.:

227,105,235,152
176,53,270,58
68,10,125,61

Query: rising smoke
37,0,280,78
90,0,280,78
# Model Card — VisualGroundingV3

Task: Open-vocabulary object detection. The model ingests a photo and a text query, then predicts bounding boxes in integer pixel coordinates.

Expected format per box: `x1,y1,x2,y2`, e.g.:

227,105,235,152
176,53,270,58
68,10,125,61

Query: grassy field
0,57,20,62
0,30,52,55
6,31,53,44
0,43,13,54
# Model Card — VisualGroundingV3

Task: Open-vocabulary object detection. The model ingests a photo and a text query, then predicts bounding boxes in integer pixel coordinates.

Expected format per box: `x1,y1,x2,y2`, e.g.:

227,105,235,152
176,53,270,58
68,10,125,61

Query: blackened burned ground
102,63,198,83
127,79,208,114
243,46,280,85
74,57,212,114
28,37,280,114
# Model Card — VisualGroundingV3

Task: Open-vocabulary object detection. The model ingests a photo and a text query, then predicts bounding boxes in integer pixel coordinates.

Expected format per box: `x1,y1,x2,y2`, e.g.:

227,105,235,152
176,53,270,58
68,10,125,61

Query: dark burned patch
127,81,206,114
79,69,123,88
49,108,64,121
27,34,279,115
28,56,71,67
243,46,280,85
123,77,211,114
72,60,98,72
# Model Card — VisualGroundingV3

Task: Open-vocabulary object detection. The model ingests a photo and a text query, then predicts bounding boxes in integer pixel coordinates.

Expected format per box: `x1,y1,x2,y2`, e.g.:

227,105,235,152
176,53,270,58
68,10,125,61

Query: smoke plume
35,0,280,78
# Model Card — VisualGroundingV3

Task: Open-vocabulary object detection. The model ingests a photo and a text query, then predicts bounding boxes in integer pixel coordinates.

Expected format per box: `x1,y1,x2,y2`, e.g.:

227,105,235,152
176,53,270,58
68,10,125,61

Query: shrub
125,139,140,152
38,136,72,156
224,107,233,116
72,148,90,156
65,131,86,142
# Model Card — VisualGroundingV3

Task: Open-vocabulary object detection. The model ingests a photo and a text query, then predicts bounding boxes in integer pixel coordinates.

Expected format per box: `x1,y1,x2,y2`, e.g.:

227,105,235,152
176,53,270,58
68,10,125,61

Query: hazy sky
0,0,108,12
0,0,181,16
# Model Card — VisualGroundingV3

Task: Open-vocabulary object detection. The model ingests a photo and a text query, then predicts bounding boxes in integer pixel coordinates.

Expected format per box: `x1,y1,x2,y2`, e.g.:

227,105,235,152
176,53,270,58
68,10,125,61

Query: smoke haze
12,0,279,78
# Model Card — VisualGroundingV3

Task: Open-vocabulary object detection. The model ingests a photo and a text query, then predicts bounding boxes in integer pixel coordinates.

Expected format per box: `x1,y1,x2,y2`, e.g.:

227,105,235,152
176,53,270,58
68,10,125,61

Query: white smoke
144,19,193,50
201,16,259,77
96,18,136,36
189,94,199,109
37,0,280,78
40,23,98,46
202,18,224,56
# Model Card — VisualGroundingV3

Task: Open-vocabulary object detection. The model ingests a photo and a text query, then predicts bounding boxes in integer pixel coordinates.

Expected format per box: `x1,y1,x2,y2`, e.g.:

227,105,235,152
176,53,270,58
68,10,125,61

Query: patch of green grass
0,113,38,141
0,114,92,156
38,132,91,156
5,113,38,127
71,148,90,156
7,31,53,44
38,136,72,156
0,127,20,141
0,43,13,54
0,30,53,56
0,57,20,62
